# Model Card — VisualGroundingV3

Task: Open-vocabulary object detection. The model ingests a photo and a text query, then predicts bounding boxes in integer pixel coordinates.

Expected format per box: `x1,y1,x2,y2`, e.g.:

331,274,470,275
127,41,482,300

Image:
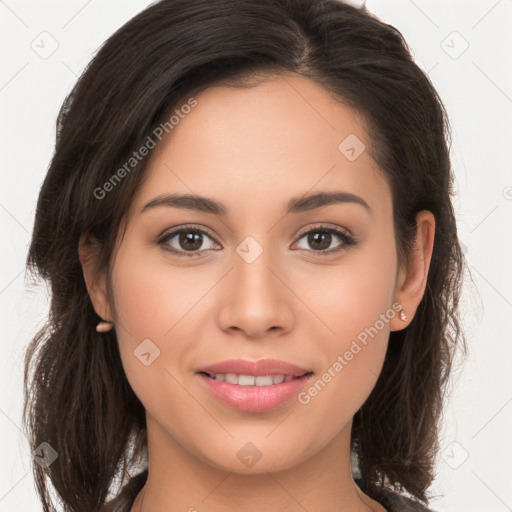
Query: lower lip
196,373,313,413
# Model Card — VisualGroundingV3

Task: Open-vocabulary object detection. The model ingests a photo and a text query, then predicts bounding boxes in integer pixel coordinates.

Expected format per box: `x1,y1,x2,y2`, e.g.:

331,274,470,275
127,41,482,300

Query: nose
216,248,295,339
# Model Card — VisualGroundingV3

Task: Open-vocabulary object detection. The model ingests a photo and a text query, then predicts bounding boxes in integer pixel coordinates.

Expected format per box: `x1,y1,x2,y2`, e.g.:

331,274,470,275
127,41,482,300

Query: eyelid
294,222,354,240
158,223,219,243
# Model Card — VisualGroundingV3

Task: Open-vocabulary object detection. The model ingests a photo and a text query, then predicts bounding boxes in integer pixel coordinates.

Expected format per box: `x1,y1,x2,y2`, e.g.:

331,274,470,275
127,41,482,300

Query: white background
1,1,511,510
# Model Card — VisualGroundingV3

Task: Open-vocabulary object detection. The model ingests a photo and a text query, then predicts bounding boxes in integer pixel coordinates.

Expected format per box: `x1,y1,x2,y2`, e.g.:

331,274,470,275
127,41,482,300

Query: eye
292,224,357,256
157,224,220,258
157,223,358,258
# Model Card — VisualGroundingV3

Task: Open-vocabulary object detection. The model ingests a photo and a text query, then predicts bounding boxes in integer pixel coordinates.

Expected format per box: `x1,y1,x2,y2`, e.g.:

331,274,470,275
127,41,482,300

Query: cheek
109,246,193,400
294,227,397,340
111,240,206,343
109,244,228,419
293,236,397,417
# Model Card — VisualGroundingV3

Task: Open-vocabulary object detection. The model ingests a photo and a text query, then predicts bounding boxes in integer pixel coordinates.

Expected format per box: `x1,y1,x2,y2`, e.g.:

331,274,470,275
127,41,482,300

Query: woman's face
108,73,406,473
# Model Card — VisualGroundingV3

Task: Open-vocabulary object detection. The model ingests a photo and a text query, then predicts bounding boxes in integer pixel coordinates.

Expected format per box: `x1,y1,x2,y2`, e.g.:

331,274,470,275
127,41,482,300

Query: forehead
129,73,391,220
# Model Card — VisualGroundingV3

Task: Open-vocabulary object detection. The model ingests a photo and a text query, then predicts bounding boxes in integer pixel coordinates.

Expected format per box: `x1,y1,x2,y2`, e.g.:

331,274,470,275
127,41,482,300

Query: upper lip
195,359,312,377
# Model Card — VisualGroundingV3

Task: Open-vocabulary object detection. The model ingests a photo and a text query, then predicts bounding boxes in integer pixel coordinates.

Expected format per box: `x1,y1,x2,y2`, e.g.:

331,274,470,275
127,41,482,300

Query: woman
23,0,466,510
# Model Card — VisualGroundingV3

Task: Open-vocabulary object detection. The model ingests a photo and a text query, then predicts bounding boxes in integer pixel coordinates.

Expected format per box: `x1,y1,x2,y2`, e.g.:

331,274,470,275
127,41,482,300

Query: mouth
197,371,313,386
195,358,313,381
194,359,315,413
194,358,314,412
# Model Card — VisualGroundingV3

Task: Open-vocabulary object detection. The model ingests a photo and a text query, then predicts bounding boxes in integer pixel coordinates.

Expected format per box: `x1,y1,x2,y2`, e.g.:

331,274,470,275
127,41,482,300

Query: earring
96,320,114,333
399,308,407,322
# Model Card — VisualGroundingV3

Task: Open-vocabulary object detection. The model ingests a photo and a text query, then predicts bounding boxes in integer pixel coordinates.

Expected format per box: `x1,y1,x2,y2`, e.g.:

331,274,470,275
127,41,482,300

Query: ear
78,233,113,322
390,210,435,332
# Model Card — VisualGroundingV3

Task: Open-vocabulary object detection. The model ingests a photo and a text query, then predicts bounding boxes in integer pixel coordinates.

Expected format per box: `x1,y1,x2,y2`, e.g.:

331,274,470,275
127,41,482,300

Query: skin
80,73,435,512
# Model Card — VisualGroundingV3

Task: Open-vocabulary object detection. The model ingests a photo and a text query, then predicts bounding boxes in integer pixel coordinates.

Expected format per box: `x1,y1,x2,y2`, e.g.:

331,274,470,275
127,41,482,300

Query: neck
130,413,383,512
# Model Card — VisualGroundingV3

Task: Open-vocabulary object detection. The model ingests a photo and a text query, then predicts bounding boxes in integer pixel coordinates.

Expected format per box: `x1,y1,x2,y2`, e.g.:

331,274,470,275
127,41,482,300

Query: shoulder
354,477,437,512
101,469,148,512
382,491,437,512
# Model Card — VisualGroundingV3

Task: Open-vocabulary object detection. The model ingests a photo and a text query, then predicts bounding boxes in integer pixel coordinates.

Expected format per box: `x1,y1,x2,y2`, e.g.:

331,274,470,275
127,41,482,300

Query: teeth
208,373,297,386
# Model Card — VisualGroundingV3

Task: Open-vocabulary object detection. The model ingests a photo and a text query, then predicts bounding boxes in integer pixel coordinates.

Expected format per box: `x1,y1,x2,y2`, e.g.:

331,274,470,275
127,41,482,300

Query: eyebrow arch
141,191,372,216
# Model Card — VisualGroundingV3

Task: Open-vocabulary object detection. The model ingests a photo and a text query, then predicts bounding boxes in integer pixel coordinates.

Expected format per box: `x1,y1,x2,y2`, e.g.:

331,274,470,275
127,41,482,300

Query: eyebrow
141,190,372,216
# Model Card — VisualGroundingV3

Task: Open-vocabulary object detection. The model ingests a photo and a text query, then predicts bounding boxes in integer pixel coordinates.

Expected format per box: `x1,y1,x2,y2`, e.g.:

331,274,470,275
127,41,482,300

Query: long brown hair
24,0,467,510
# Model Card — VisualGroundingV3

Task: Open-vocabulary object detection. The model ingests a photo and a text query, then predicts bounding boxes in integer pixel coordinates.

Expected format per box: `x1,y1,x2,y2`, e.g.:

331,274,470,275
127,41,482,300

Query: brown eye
176,231,204,251
303,231,333,251
158,226,219,257
294,225,357,256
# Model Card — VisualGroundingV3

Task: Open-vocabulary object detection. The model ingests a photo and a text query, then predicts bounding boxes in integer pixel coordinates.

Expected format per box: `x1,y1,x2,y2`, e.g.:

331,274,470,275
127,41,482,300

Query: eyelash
157,223,358,258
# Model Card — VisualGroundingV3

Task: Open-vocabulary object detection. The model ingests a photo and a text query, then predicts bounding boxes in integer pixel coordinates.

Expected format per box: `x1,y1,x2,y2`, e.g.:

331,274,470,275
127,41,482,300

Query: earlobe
78,234,113,323
390,210,435,331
